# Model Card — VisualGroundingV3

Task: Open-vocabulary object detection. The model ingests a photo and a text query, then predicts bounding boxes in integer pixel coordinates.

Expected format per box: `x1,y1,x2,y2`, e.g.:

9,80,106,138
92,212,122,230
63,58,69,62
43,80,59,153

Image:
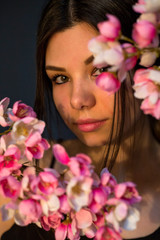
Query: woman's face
45,23,115,147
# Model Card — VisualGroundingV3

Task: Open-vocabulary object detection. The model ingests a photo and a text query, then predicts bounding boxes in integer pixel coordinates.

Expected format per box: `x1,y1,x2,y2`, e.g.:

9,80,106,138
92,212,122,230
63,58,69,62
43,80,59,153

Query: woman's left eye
92,67,108,77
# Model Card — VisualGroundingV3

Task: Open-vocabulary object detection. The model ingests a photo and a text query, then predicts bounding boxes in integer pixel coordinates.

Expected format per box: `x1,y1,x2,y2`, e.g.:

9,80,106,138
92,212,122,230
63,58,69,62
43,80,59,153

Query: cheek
53,87,70,122
100,92,115,117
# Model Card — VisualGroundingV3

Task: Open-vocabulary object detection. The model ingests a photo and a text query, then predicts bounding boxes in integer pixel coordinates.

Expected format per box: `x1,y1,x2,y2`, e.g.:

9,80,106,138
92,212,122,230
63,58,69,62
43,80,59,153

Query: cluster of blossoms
88,0,160,119
1,0,160,238
0,97,141,239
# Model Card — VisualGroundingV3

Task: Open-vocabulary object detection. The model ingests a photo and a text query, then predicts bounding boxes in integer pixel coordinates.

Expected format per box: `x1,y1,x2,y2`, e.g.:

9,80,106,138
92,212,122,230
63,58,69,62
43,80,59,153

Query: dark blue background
0,1,75,140
0,0,47,106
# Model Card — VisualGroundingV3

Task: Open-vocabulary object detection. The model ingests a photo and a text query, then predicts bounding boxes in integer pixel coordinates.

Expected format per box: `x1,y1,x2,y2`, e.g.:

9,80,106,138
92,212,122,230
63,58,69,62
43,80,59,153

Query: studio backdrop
0,0,75,140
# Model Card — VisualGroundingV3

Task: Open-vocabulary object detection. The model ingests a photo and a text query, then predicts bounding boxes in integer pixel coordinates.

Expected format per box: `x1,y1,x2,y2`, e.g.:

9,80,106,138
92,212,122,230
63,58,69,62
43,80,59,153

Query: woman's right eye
51,74,69,84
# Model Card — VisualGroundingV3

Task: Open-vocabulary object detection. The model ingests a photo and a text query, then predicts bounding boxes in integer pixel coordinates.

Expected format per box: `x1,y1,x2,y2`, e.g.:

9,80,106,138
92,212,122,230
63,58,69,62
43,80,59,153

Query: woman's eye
92,67,108,77
51,74,69,84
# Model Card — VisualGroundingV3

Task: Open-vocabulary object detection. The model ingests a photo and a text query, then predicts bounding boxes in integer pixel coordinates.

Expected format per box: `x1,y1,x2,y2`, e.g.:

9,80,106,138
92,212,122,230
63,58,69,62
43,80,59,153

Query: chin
79,136,107,148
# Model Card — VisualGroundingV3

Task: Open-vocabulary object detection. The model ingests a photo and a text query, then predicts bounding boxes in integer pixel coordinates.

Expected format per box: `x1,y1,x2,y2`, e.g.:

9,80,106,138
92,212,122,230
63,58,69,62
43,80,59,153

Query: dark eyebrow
84,55,94,65
45,55,94,71
45,65,66,71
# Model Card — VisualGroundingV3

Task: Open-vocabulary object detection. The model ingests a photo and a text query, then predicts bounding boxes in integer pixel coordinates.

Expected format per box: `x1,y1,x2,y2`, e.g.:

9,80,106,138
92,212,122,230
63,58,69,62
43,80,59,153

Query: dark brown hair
34,0,159,171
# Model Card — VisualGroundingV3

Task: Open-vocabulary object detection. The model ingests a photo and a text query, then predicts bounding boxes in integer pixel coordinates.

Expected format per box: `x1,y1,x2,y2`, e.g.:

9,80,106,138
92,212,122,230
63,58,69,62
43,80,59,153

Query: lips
75,119,107,132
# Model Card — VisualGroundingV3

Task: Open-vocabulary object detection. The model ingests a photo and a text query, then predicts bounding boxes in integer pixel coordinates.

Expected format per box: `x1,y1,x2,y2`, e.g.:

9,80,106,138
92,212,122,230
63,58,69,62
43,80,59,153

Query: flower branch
0,0,160,239
0,98,141,240
88,0,160,119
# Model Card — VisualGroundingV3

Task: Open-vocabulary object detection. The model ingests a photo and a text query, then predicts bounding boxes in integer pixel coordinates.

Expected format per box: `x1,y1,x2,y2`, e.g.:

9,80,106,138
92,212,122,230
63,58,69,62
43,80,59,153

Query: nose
70,77,96,110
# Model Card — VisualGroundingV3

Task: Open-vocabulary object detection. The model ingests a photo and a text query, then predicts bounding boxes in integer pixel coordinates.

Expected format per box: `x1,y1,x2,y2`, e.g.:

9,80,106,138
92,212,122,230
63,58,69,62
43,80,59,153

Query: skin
0,196,14,236
45,23,114,147
1,22,159,239
45,23,160,239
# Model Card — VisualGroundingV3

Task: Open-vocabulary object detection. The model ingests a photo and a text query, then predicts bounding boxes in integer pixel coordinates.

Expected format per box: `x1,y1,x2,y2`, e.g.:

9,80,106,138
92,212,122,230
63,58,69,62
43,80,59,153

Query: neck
111,116,160,190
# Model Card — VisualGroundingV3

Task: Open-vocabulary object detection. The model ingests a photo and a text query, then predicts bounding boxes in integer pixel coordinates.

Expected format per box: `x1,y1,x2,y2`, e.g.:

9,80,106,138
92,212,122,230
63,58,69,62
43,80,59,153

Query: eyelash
92,66,108,76
50,66,108,85
51,74,69,84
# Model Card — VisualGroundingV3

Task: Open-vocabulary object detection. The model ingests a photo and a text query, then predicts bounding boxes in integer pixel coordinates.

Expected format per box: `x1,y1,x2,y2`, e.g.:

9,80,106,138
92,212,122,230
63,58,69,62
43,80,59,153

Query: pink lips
75,119,107,132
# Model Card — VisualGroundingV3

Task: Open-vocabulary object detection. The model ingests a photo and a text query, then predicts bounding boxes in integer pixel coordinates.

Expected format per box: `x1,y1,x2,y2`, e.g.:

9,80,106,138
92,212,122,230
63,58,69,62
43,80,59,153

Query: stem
140,47,160,53
0,125,13,136
121,35,160,57
153,65,160,71
62,214,71,224
120,35,135,44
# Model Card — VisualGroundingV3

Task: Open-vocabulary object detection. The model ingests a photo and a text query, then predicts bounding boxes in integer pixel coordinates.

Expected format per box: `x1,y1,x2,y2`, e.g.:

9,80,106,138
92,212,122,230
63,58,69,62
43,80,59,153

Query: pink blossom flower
72,208,97,238
114,182,141,204
40,194,60,216
55,222,68,240
55,222,80,240
102,42,124,67
0,97,12,127
0,133,13,152
21,167,61,215
106,201,128,231
94,214,105,228
9,101,37,122
0,146,22,177
139,51,157,67
0,156,22,178
88,38,109,67
106,199,140,231
38,170,58,195
11,117,45,145
96,72,121,94
20,167,37,198
122,43,138,70
100,168,117,190
89,186,108,213
0,175,21,199
133,69,160,101
44,168,60,180
2,145,21,161
98,14,121,41
25,138,50,161
24,128,44,147
95,226,121,240
133,0,160,13
59,194,71,214
133,0,148,13
20,167,60,215
67,223,80,240
74,208,93,229
144,0,160,12
40,138,50,150
40,212,62,231
88,37,107,52
89,38,127,83
139,13,157,25
89,199,102,214
88,39,124,70
53,144,70,165
15,199,42,226
121,207,140,231
68,154,93,177
140,98,160,119
66,176,93,211
132,19,157,48
133,68,160,119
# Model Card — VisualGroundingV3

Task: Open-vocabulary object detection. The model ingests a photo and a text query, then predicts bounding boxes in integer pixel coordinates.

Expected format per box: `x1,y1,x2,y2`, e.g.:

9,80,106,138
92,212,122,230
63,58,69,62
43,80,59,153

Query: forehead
45,23,98,65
